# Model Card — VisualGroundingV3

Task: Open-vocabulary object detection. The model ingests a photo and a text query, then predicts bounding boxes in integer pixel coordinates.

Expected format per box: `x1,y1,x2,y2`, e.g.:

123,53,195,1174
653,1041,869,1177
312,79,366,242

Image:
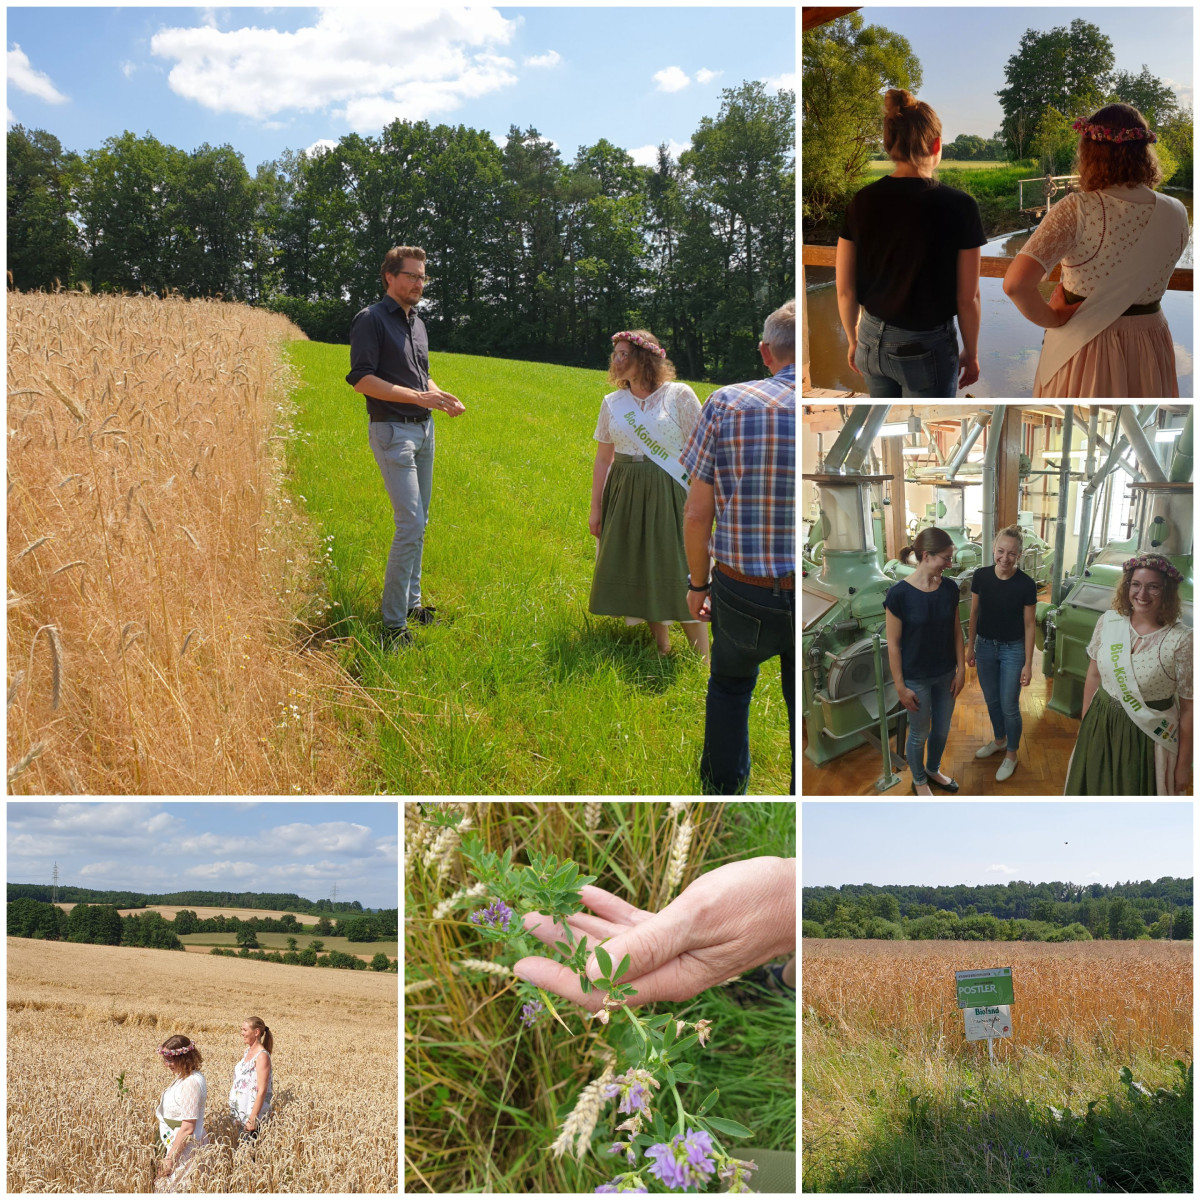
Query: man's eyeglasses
397,271,430,284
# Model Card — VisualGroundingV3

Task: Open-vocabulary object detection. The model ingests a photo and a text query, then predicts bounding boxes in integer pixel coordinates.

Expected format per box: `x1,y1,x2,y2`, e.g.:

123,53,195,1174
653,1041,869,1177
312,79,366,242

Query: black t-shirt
839,177,987,330
971,566,1038,641
884,577,961,681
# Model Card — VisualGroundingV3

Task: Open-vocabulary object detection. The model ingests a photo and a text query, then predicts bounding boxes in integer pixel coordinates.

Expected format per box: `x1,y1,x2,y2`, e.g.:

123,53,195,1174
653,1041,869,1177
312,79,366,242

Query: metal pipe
872,633,901,792
923,422,945,465
945,413,987,480
1169,405,1193,482
1050,406,1074,605
1072,407,1100,577
1119,405,1167,483
824,405,874,472
844,405,893,473
980,404,1006,564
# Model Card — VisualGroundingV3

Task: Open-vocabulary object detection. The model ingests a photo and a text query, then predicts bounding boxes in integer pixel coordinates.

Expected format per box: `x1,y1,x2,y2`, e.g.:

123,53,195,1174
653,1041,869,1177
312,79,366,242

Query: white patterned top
1087,615,1193,702
228,1049,273,1124
593,382,702,458
1020,187,1190,305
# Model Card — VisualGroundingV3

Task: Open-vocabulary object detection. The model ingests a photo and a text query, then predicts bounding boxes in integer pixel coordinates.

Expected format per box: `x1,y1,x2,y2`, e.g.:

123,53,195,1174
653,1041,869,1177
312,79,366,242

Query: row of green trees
172,909,397,940
6,883,367,914
210,946,395,972
7,81,794,382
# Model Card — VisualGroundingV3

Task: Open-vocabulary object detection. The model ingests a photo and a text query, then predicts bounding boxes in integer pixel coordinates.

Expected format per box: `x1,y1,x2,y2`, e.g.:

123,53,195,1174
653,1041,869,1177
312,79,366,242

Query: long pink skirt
1033,309,1179,398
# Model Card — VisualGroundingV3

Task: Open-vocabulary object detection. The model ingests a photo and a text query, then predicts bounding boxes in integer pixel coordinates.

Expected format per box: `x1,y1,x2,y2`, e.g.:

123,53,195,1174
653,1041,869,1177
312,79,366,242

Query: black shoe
407,605,438,626
380,626,414,649
927,772,960,793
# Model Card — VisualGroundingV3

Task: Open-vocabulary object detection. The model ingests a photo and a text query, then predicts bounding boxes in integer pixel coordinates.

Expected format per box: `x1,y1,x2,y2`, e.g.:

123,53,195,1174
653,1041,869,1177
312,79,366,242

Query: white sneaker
996,756,1017,782
975,739,1007,759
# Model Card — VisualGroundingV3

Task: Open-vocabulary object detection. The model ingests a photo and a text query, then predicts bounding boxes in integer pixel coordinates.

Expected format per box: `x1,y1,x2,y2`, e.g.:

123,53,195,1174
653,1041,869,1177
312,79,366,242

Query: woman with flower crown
154,1034,208,1193
589,330,709,662
1003,103,1191,397
1064,555,1193,795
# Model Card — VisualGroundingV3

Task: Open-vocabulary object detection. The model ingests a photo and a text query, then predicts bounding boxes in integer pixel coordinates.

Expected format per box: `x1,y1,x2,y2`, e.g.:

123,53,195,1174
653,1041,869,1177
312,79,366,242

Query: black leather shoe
380,626,414,649
407,605,438,626
927,773,960,793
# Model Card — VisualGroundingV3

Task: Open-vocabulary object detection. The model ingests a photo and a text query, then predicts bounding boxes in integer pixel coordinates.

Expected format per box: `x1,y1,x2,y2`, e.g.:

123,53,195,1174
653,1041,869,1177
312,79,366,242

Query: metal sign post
956,968,1015,1063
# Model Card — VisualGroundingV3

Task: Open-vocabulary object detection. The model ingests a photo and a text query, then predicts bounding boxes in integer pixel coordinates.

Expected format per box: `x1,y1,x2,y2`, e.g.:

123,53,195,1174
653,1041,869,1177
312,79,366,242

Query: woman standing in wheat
154,1034,208,1193
229,1016,274,1140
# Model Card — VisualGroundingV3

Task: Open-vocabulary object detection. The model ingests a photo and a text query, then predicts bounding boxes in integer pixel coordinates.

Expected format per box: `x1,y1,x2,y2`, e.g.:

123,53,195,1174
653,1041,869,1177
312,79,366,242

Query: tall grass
803,939,1193,1192
404,801,796,1192
285,343,792,795
7,292,368,794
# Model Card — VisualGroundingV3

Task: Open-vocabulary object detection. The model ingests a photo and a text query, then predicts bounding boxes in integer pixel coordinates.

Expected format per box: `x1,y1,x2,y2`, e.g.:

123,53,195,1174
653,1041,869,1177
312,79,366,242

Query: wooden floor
802,649,1082,797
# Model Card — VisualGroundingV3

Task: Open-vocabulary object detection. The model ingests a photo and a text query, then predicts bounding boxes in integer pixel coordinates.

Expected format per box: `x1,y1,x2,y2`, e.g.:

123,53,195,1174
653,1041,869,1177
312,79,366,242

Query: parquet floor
802,650,1082,797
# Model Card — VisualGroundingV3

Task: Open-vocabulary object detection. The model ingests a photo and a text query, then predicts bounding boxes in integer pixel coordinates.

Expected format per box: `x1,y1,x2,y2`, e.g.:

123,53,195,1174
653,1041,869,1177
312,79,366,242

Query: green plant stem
622,1005,649,1046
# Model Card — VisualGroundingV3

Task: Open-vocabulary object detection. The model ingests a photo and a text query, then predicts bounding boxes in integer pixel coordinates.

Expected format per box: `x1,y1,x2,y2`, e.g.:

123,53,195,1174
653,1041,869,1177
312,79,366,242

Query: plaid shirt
680,364,795,578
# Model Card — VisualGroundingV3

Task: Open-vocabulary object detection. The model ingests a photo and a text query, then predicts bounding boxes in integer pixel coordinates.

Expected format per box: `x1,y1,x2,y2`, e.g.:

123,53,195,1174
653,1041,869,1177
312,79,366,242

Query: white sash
1094,611,1180,753
1034,191,1188,390
608,391,690,489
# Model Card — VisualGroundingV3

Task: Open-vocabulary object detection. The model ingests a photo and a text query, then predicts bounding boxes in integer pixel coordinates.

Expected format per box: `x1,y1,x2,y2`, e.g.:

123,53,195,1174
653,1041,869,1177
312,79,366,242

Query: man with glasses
347,246,466,647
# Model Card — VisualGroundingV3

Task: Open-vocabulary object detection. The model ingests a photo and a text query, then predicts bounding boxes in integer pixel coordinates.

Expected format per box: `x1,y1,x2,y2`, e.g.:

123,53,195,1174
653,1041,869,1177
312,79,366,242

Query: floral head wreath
611,330,666,359
1123,553,1182,582
1072,117,1157,144
158,1042,197,1058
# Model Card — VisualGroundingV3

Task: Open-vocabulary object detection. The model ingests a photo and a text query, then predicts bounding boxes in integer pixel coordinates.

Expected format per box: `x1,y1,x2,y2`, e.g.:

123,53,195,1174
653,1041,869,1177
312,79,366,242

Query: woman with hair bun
836,88,987,397
229,1016,274,1140
884,527,966,794
1004,103,1190,396
154,1034,208,1192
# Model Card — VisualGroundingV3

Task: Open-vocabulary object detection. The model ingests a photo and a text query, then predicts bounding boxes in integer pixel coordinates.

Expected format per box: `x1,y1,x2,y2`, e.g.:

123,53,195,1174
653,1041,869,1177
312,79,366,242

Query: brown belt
716,562,794,590
1061,287,1161,317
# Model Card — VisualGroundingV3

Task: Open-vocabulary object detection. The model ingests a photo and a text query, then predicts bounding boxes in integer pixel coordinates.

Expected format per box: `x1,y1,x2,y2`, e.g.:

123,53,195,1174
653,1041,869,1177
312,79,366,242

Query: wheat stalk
27,624,63,710
665,817,694,896
549,1056,617,1159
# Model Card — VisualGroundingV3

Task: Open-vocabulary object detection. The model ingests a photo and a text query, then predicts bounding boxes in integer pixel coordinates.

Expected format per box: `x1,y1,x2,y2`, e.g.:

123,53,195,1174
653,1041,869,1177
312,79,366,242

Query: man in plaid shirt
681,300,795,794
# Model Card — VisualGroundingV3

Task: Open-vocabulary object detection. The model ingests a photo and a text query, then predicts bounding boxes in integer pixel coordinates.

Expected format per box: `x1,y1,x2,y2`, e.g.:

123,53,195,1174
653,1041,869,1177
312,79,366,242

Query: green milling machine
1043,406,1193,716
883,482,982,580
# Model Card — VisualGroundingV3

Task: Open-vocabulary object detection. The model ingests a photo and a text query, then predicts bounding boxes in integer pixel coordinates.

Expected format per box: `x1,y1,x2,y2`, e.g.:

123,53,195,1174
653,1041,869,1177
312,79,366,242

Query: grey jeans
369,418,434,628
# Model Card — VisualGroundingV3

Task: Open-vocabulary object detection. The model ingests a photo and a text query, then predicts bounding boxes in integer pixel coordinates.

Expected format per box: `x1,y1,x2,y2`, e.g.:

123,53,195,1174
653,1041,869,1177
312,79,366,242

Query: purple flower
520,1000,544,1028
645,1128,716,1192
603,1069,659,1117
717,1156,758,1193
595,1174,647,1194
469,900,513,931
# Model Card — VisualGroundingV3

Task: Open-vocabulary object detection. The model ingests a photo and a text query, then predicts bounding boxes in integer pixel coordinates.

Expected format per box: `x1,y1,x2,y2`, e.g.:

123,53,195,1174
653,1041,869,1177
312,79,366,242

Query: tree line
7,883,368,914
7,81,794,384
803,878,1194,941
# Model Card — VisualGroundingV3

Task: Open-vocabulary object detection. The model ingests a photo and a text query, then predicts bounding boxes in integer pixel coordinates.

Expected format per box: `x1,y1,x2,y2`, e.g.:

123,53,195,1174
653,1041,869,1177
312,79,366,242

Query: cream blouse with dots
1087,615,1193,703
1020,188,1190,305
593,382,702,459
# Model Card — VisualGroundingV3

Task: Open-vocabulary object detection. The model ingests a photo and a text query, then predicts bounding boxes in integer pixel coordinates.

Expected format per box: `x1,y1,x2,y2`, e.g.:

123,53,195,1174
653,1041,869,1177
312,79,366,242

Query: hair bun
884,88,918,119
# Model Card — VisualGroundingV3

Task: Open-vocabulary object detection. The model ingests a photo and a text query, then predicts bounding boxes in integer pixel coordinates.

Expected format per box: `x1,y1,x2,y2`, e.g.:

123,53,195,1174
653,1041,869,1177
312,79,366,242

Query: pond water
805,190,1193,397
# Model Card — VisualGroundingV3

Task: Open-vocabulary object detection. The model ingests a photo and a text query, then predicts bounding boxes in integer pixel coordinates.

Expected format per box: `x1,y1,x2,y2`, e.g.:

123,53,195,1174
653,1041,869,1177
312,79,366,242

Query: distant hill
7,884,365,914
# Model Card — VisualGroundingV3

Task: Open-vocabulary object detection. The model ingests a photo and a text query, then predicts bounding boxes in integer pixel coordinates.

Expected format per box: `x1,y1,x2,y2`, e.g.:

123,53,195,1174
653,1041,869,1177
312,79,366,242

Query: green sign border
955,967,1014,1008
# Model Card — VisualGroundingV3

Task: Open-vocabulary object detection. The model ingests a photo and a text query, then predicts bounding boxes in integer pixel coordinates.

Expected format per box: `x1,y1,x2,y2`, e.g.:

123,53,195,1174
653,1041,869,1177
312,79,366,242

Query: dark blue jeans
975,636,1025,750
854,312,960,398
700,571,795,795
904,670,956,785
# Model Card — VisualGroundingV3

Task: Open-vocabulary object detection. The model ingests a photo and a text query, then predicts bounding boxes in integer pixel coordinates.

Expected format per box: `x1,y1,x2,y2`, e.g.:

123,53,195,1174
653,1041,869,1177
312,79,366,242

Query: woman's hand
244,1116,258,1132
949,665,966,699
1174,762,1191,795
1020,665,1032,687
897,685,920,713
588,508,602,537
966,643,976,668
957,350,980,389
1048,283,1084,327
847,339,863,376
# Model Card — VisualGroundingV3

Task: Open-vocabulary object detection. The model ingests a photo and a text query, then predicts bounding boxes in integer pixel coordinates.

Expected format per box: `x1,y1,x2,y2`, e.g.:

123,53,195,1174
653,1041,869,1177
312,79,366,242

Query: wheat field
7,291,364,794
7,937,398,1192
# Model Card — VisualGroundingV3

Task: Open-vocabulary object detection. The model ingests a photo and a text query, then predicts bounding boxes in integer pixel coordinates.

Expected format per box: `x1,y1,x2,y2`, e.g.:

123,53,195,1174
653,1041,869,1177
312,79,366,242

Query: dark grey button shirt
346,296,430,421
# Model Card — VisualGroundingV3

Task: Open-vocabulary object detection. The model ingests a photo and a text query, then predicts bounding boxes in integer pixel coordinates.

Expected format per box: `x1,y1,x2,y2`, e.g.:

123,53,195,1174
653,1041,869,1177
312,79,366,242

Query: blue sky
6,5,797,169
7,802,398,908
803,802,1193,889
852,6,1193,141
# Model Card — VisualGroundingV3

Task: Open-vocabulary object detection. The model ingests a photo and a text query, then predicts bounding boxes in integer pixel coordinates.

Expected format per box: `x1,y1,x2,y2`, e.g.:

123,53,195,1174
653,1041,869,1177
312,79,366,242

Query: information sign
955,967,1014,1008
963,1005,1013,1043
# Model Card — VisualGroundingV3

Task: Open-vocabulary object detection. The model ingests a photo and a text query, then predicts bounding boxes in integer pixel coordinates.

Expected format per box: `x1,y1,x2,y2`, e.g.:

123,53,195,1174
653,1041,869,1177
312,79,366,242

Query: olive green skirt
589,456,692,624
1063,686,1172,796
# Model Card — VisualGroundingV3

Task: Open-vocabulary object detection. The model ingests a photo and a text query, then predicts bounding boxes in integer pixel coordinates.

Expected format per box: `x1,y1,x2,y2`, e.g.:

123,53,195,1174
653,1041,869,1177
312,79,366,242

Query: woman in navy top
884,527,965,794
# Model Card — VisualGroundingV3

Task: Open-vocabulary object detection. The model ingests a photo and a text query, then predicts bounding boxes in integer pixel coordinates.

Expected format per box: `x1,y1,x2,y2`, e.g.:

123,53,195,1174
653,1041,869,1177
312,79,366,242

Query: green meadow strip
284,342,790,795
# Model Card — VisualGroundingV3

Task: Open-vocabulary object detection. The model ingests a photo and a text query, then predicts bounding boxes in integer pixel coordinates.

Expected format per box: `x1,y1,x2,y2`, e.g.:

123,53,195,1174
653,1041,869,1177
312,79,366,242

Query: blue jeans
700,571,795,795
975,636,1025,751
854,312,960,398
369,419,435,629
904,670,956,785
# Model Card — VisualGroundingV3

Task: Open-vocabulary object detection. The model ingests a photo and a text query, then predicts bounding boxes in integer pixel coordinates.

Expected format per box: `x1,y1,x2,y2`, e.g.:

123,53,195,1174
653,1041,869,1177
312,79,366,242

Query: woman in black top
966,525,1038,783
836,89,987,397
884,528,966,795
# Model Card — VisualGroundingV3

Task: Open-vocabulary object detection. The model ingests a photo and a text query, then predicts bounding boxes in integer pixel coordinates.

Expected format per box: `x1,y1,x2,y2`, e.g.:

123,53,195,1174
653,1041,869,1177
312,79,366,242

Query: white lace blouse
1020,188,1190,305
593,382,702,458
1087,615,1193,702
155,1072,208,1157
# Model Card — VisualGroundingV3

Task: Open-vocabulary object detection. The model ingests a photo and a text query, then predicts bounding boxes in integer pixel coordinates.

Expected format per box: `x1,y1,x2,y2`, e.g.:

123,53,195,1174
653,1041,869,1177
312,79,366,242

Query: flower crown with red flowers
1123,553,1182,581
1072,117,1158,144
158,1041,197,1058
611,330,666,359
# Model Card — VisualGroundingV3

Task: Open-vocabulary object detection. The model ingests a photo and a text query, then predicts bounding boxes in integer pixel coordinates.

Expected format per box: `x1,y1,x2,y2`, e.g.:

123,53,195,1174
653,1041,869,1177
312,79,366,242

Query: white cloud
185,860,259,880
627,138,690,168
150,7,519,130
695,68,722,86
763,72,797,94
8,44,68,104
305,138,338,158
523,50,560,69
986,863,1018,873
120,61,137,80
653,66,690,94
268,821,375,856
78,861,122,878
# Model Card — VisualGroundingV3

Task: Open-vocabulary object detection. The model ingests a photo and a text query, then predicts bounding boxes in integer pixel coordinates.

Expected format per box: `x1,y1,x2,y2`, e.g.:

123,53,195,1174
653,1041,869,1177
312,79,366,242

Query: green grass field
283,343,791,795
179,932,398,956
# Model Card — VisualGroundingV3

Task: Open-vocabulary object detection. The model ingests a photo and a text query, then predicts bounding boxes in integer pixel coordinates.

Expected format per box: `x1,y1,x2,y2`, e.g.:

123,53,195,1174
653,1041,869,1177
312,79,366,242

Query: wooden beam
802,261,812,392
996,406,1022,529
881,435,907,560
802,7,861,32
